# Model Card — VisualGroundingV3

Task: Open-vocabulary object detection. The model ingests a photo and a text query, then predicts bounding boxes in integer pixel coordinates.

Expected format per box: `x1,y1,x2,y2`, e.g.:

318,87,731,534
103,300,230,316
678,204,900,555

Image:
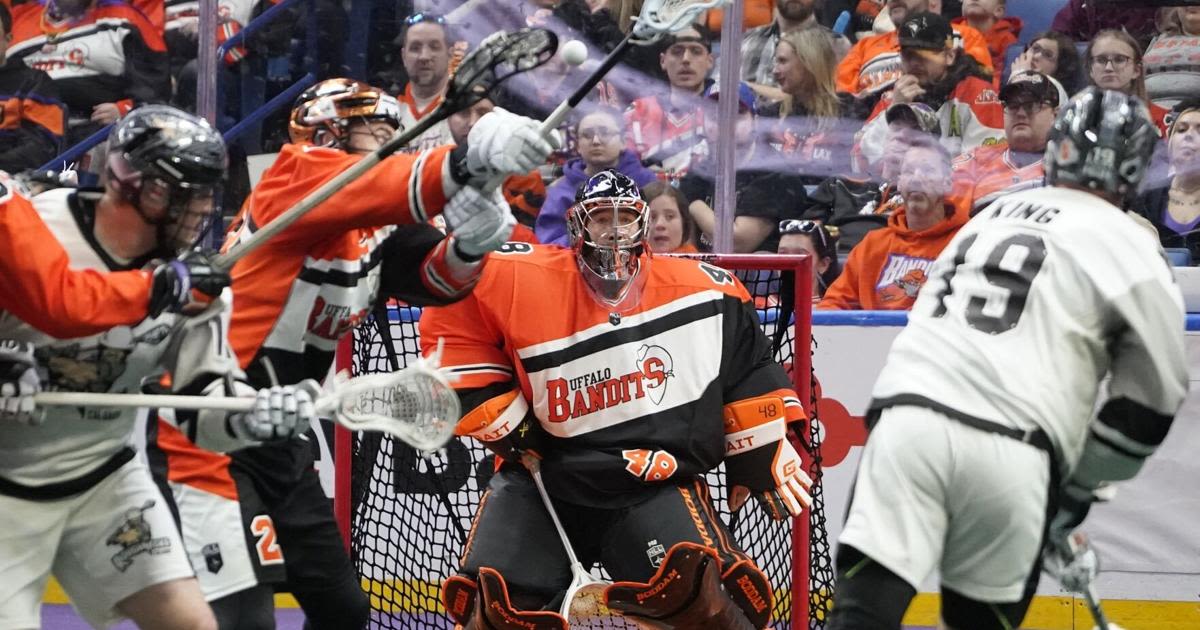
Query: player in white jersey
0,105,319,630
826,87,1190,630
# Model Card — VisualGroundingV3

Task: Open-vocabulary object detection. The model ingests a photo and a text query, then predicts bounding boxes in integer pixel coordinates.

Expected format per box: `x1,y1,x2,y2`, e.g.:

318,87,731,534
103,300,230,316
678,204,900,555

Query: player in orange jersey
421,171,813,630
150,78,558,630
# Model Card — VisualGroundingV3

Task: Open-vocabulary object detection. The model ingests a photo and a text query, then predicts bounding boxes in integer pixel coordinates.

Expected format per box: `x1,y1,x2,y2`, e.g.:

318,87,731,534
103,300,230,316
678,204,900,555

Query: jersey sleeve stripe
447,364,514,376
1092,398,1173,458
408,151,429,224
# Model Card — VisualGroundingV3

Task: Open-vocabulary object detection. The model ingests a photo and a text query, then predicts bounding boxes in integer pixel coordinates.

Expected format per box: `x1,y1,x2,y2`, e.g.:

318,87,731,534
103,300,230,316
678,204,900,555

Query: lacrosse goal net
333,253,834,629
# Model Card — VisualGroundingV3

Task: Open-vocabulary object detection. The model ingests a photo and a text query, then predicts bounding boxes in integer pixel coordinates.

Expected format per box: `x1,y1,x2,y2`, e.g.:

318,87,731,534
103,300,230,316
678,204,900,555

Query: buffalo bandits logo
107,500,172,572
636,344,673,405
545,345,675,422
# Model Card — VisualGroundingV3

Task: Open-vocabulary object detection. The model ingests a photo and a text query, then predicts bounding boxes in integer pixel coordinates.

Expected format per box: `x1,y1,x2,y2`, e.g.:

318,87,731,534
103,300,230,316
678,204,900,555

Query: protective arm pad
1069,397,1174,489
723,395,788,453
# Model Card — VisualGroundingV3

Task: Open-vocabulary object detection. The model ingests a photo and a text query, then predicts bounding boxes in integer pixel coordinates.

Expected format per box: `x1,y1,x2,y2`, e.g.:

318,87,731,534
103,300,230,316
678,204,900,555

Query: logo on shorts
646,539,666,568
202,543,224,574
106,500,172,572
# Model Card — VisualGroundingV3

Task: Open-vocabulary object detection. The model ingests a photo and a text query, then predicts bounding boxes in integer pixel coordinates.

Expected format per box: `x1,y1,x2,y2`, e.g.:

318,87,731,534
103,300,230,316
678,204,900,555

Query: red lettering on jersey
547,378,569,423
641,357,667,388
570,389,588,419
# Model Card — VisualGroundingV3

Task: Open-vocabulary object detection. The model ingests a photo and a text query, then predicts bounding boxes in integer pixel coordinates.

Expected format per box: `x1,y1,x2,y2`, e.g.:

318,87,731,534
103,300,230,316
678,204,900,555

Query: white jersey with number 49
870,186,1188,474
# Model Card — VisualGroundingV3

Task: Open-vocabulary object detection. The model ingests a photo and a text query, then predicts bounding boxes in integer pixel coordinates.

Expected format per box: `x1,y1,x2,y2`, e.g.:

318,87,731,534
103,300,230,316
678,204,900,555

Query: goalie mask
106,105,227,255
1044,87,1157,206
289,78,404,149
567,170,650,312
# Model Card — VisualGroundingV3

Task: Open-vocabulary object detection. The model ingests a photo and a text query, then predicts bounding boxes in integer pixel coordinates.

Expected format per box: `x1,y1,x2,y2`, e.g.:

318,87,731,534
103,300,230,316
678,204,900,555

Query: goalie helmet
1044,87,1157,205
106,105,227,255
289,78,404,148
566,170,650,312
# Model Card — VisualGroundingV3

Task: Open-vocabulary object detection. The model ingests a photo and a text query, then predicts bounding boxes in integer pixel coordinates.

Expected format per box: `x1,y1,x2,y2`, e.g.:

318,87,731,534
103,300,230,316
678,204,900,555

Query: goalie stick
211,27,559,271
35,348,461,454
525,456,616,624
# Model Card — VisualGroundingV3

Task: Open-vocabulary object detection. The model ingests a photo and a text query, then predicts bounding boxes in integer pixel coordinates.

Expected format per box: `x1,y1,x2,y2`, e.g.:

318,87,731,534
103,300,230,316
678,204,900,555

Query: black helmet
106,105,227,254
1044,87,1157,205
566,170,650,313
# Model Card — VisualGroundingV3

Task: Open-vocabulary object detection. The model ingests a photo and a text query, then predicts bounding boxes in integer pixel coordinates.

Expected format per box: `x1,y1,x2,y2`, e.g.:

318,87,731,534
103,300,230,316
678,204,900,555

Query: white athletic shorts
838,405,1052,602
0,458,194,629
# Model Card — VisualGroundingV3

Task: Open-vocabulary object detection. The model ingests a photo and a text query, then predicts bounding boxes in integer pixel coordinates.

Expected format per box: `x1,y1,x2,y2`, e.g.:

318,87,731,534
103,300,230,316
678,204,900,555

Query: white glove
465,108,560,182
0,341,40,425
445,186,517,258
229,380,319,442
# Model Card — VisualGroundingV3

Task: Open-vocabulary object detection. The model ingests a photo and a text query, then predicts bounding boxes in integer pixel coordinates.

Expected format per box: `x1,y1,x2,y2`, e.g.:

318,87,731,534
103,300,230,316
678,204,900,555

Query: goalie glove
444,185,517,259
723,394,813,520
0,341,40,425
228,380,321,442
455,388,544,462
462,108,560,185
148,249,232,317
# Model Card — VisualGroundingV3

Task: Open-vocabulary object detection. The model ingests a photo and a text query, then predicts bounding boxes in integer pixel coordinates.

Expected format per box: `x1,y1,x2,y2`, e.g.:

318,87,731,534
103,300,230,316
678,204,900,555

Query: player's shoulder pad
652,255,752,301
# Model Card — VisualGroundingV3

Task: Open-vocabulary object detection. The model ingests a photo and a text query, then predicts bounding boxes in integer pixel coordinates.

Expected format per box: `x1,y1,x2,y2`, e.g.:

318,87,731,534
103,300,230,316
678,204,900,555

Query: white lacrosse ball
561,40,587,66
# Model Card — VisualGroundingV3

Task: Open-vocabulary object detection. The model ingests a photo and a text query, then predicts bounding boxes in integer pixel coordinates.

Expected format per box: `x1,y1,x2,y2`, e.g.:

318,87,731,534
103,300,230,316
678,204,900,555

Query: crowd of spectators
3,0,1199,311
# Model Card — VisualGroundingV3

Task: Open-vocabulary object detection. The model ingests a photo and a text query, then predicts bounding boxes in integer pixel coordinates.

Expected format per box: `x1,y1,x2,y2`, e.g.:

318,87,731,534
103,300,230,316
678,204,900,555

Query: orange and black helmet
288,78,404,148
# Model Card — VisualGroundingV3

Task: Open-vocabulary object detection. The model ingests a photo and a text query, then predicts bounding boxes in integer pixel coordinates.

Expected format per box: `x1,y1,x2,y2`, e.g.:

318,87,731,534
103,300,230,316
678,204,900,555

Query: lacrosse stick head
446,28,559,111
328,352,461,455
562,573,628,627
630,0,731,44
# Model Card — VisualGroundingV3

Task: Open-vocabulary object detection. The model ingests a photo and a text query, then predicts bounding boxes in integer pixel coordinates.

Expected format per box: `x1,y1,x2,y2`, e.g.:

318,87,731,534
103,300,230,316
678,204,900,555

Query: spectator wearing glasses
0,2,65,172
396,12,457,152
819,137,967,310
1008,31,1083,93
855,12,1003,165
643,180,699,253
1144,6,1200,110
1135,99,1200,262
778,219,840,301
952,69,1067,214
1087,29,1169,136
536,106,657,246
625,25,715,178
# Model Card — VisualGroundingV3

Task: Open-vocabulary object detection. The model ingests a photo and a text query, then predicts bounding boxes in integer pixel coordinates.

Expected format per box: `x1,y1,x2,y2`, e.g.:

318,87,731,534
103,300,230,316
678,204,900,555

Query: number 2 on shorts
251,514,284,565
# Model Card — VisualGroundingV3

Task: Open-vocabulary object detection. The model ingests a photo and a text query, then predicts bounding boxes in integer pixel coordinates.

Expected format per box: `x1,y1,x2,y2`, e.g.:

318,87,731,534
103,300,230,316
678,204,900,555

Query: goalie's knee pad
604,542,758,630
443,569,568,630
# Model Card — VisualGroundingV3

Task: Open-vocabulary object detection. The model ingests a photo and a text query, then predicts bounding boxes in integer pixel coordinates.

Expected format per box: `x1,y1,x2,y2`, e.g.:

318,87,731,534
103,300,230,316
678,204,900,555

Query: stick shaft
212,108,445,271
530,466,582,568
36,391,256,411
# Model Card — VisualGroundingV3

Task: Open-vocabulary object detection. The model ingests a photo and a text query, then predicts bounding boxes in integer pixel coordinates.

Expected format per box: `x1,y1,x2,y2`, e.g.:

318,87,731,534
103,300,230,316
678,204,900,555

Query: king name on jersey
980,198,1062,223
545,344,674,423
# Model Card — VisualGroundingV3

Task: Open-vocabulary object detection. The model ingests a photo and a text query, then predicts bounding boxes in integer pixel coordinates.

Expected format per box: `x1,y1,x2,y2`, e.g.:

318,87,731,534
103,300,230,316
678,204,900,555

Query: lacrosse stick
211,27,559,271
524,455,617,625
35,344,461,454
1044,531,1122,630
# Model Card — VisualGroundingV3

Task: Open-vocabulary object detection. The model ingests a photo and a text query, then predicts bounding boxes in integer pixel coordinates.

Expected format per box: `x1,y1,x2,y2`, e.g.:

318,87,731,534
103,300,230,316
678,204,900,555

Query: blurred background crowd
3,0,1198,311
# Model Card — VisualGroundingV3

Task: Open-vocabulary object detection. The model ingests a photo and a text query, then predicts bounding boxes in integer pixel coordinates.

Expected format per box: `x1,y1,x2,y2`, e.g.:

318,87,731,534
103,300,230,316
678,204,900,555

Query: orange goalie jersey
420,244,806,508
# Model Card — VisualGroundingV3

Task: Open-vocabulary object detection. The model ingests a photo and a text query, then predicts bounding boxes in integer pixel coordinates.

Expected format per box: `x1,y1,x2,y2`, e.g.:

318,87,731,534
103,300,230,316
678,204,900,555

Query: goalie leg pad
721,559,773,629
442,575,478,625
468,567,568,630
604,542,756,630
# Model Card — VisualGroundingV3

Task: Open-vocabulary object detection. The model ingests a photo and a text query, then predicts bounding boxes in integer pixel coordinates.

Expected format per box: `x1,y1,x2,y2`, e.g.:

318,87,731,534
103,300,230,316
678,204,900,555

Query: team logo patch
636,344,674,405
646,539,666,568
875,254,935,303
106,500,172,572
202,543,224,574
545,345,676,422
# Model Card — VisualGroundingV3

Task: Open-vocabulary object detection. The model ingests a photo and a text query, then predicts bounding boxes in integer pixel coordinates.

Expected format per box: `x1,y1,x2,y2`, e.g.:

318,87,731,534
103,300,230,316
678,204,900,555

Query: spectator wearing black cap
952,69,1067,214
0,2,64,172
1135,99,1200,262
624,25,715,179
681,82,808,253
802,101,941,253
855,11,1003,166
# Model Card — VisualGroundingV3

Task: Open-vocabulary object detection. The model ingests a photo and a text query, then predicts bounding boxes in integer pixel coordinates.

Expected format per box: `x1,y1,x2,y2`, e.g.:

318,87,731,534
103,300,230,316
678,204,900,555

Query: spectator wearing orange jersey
0,3,64,172
952,70,1066,214
855,12,1003,165
819,138,967,310
835,0,991,98
951,0,1020,81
